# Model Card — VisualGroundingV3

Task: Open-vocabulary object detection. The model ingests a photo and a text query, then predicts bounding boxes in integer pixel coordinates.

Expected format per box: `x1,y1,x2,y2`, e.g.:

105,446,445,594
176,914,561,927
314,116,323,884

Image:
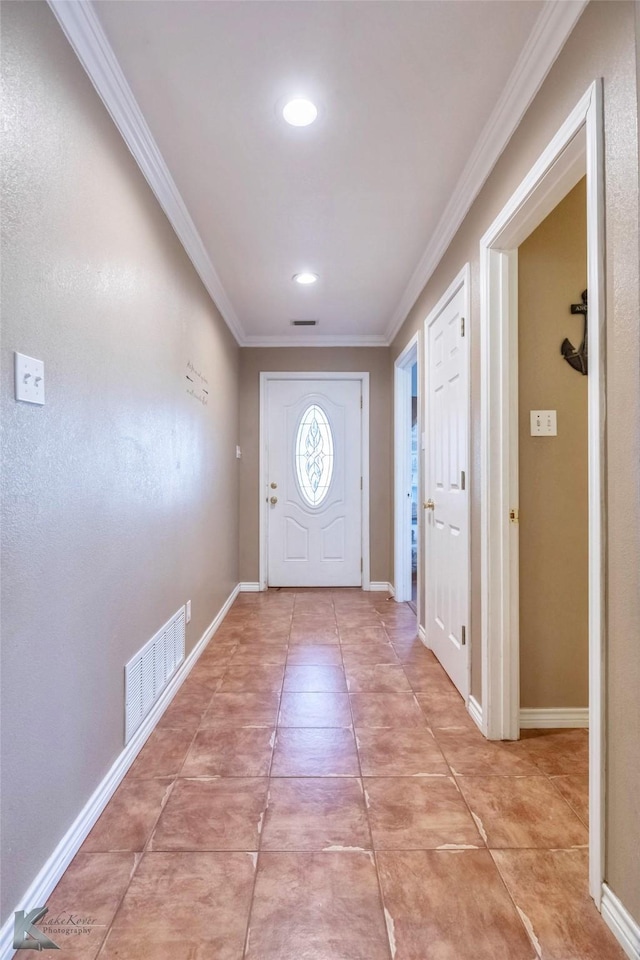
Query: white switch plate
530,410,557,436
186,600,192,623
236,445,242,459
15,352,45,405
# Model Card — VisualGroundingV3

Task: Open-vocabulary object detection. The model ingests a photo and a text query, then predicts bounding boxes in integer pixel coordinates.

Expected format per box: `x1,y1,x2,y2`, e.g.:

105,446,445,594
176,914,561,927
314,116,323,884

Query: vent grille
124,607,185,743
290,319,318,327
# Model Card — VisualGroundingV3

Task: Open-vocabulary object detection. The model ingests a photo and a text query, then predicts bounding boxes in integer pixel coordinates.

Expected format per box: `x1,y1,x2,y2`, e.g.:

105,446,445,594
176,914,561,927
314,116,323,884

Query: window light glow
295,404,334,507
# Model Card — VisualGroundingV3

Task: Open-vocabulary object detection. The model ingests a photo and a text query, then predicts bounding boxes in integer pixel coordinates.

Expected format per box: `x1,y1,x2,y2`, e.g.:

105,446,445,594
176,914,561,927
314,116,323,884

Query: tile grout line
95,659,226,956
344,605,396,960
240,591,294,959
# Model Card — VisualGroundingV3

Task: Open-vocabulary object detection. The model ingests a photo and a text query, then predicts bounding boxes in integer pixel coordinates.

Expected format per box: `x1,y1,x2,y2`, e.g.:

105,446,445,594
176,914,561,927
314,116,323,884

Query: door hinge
509,508,519,523
461,316,465,337
461,625,466,646
360,476,363,490
360,394,363,409
461,470,466,491
360,557,363,572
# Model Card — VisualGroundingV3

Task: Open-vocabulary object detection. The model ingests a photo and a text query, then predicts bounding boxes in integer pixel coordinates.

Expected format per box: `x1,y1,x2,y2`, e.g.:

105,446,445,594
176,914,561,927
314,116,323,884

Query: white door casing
424,266,471,700
479,81,605,905
264,376,364,588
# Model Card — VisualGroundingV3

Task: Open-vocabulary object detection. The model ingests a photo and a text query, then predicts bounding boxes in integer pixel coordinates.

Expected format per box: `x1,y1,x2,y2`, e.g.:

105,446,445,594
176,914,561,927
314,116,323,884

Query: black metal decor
561,289,588,375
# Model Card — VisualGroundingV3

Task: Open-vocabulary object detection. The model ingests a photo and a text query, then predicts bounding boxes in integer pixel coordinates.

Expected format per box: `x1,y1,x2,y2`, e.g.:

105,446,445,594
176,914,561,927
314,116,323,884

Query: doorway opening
410,362,419,609
479,81,605,904
394,334,420,618
517,178,589,734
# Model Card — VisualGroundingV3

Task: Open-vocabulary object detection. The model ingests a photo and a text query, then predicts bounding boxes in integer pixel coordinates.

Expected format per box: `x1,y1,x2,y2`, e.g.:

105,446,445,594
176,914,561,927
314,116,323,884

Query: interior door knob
424,499,435,510
270,496,278,505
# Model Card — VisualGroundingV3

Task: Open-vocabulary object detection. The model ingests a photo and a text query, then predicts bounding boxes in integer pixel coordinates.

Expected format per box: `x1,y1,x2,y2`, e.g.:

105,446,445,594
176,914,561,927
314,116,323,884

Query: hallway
44,589,624,959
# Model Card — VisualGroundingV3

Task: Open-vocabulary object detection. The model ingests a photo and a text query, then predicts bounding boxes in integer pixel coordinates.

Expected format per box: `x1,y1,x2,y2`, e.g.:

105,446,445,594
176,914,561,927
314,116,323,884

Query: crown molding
385,0,589,345
242,333,389,348
48,0,245,346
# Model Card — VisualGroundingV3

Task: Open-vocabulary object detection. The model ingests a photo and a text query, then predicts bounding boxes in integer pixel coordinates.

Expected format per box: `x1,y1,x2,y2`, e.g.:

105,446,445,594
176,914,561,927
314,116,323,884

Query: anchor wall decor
561,288,588,375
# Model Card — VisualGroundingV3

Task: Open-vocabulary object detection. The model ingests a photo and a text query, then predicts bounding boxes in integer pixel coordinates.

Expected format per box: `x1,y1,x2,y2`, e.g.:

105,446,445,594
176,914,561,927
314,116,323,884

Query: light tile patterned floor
44,589,624,959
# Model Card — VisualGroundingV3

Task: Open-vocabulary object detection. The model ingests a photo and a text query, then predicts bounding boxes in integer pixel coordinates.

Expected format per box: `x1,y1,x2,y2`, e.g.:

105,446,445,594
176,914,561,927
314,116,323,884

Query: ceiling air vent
290,319,318,327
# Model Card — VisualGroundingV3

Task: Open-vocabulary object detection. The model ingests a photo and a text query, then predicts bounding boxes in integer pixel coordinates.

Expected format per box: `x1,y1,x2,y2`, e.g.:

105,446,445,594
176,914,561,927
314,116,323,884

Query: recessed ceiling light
293,272,319,285
283,98,318,127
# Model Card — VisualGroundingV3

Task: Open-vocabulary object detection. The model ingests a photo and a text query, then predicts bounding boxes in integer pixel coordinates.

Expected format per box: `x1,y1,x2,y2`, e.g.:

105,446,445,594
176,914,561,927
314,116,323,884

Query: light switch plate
236,445,242,459
530,410,557,436
186,600,192,623
15,353,45,405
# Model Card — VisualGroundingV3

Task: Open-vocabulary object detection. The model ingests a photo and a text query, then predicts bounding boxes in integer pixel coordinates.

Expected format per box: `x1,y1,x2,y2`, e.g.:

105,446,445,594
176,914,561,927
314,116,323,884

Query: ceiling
62,1,582,345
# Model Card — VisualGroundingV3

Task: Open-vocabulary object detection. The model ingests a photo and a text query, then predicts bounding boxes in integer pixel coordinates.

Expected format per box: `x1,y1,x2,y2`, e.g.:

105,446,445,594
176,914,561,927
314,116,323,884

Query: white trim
418,624,427,644
0,583,240,960
367,582,394,594
47,0,244,346
601,884,640,960
259,373,370,591
385,0,588,344
468,695,484,733
519,708,589,729
49,0,587,353
243,334,388,348
239,582,262,592
479,81,605,903
394,333,420,605
423,265,472,702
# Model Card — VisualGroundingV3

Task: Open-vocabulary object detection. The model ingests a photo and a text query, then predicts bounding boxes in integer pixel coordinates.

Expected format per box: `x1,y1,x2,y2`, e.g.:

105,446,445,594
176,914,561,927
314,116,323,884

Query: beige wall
1,2,240,921
391,0,639,923
517,180,588,709
239,348,392,584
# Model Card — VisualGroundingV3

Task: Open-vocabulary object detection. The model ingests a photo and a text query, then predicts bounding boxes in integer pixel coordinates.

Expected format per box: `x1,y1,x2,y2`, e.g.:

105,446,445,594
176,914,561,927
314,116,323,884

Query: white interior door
266,378,362,587
424,282,469,698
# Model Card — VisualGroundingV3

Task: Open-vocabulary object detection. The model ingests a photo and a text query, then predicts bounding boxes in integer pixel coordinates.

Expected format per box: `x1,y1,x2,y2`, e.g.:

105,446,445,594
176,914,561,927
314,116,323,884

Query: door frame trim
479,80,605,904
423,263,472,701
259,372,370,591
393,333,420,618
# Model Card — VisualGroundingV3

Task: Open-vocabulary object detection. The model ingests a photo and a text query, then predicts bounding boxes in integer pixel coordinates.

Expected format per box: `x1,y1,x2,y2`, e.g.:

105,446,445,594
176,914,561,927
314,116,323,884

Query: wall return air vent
124,606,185,743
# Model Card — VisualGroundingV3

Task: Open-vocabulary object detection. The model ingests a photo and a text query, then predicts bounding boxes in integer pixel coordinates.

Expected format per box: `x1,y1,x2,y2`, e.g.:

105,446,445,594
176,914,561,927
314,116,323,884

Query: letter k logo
13,908,60,951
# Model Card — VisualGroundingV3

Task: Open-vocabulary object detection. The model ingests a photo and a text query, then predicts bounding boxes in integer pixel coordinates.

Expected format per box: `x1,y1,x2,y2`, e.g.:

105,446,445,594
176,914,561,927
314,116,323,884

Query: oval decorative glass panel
295,404,334,507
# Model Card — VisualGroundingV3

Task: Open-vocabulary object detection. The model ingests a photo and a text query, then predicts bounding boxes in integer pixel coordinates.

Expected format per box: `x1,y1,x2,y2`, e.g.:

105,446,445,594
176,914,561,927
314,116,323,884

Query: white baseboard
0,583,240,960
519,707,589,729
239,582,262,592
368,581,395,594
468,694,484,733
601,883,640,960
418,625,426,643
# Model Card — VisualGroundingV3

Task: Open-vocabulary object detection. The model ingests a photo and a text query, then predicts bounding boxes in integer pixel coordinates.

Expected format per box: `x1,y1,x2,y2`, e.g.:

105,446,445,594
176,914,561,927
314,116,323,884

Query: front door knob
270,496,278,505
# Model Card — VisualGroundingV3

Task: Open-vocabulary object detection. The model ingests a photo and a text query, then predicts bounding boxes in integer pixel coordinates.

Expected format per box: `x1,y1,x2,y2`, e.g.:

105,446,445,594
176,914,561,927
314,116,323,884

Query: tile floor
45,589,625,959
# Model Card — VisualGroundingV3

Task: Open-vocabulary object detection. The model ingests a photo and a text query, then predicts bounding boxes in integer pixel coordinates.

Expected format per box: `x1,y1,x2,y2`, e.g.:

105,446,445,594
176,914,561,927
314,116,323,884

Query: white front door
424,280,469,698
266,378,362,587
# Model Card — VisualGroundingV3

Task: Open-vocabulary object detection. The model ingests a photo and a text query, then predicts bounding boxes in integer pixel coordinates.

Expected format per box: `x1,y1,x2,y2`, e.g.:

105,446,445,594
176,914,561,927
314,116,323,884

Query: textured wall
1,2,239,920
517,180,588,709
391,0,639,924
239,348,392,585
